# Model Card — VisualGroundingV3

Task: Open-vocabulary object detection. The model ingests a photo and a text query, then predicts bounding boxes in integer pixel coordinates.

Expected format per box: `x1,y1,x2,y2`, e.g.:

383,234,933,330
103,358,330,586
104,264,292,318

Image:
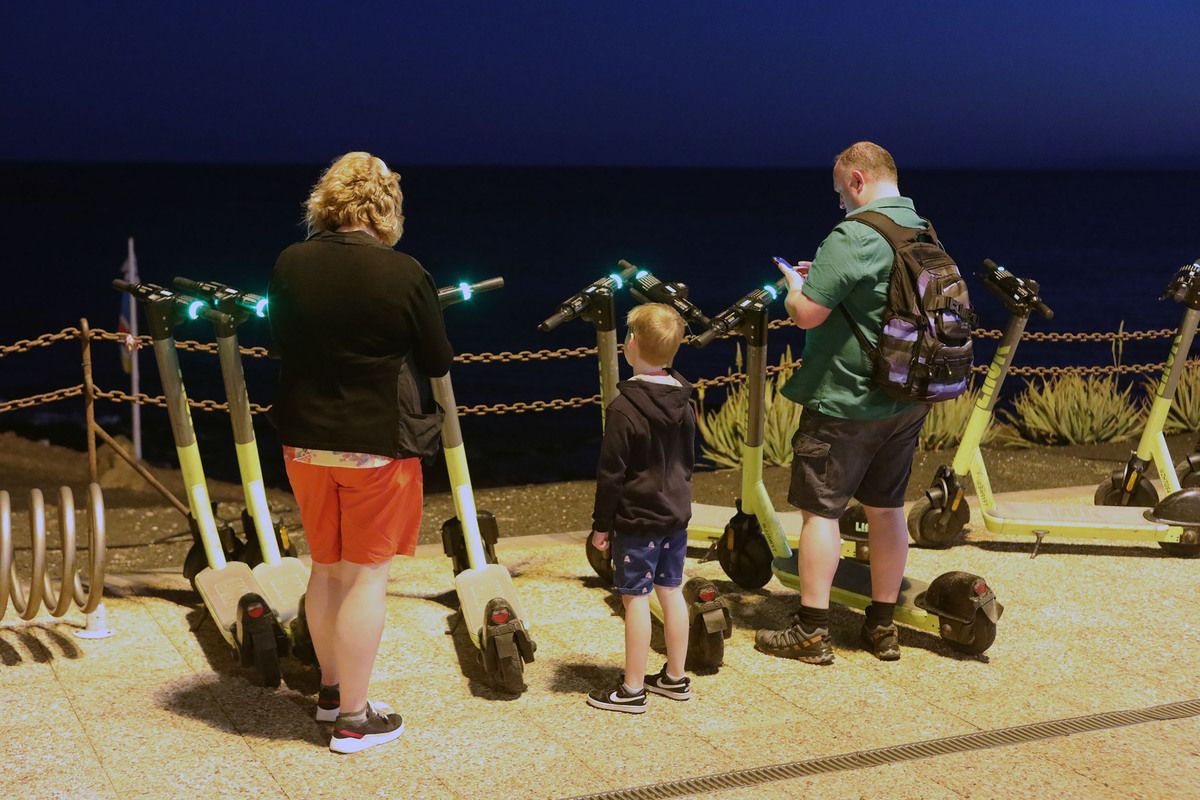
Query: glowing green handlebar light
459,281,472,301
636,270,649,280
254,297,269,317
609,273,624,289
761,284,779,301
187,300,205,320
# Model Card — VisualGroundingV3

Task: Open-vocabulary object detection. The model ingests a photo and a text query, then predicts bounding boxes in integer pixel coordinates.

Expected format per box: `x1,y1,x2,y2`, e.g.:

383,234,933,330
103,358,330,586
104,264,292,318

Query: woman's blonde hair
627,303,686,367
305,152,405,246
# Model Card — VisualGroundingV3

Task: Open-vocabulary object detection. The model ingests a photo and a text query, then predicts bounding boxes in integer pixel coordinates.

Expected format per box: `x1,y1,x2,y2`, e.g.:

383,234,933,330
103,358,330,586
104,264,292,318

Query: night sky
4,1,1199,169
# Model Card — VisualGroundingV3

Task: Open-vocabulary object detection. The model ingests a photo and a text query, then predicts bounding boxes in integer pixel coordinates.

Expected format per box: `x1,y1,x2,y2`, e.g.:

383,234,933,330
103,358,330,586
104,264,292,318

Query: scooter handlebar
629,270,712,328
691,277,788,348
979,258,1054,319
172,276,268,318
437,276,504,308
538,262,639,331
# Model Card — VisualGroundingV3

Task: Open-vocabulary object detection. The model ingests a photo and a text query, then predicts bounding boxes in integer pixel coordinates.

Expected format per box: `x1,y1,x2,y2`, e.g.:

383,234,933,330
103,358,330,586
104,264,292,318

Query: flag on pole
117,238,138,372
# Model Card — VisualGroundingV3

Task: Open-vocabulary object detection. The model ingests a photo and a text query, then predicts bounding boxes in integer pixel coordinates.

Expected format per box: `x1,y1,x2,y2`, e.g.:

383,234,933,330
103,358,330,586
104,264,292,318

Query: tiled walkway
3,486,1198,799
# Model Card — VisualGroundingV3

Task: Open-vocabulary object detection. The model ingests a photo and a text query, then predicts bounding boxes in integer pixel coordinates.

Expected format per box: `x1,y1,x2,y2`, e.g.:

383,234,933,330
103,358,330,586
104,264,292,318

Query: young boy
587,303,695,713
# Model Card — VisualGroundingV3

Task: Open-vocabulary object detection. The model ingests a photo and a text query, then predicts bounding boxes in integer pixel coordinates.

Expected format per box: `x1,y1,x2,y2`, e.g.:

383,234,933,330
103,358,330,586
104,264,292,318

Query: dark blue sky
3,1,1198,168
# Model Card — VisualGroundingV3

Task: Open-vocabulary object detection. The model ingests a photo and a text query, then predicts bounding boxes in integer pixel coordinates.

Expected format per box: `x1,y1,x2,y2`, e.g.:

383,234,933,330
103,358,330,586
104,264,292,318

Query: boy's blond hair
627,303,686,367
305,151,405,246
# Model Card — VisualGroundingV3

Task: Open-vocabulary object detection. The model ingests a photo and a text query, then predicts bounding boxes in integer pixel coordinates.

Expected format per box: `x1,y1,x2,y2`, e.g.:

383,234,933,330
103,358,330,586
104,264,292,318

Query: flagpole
126,236,142,461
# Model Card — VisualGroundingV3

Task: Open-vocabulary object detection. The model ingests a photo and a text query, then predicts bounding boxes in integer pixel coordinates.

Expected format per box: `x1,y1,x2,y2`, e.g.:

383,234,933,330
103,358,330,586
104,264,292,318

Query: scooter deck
251,557,309,623
455,563,529,645
194,561,263,647
771,556,940,634
988,500,1176,540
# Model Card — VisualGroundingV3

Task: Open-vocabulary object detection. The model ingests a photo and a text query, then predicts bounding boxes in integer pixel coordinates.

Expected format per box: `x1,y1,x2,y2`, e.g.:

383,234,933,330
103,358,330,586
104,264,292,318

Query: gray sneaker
329,700,405,754
861,622,901,661
754,616,834,665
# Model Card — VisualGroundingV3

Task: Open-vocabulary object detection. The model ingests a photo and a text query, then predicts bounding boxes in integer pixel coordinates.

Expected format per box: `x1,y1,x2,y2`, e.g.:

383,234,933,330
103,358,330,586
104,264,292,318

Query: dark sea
3,164,1199,491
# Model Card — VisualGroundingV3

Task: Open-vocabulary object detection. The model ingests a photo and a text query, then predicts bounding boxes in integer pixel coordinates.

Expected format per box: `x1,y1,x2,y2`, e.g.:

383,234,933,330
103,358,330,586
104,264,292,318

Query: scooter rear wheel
1093,477,1158,508
686,616,724,670
250,626,282,688
1158,528,1200,557
907,497,968,549
940,612,997,655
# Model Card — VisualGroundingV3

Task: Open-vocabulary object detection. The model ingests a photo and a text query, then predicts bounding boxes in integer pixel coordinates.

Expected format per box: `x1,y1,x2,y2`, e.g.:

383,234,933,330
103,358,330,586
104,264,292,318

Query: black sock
866,601,896,628
797,604,829,630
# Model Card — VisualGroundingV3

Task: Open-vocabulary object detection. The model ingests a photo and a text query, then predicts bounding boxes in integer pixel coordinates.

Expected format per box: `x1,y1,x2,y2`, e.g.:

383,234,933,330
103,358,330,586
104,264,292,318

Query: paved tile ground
2,485,1198,800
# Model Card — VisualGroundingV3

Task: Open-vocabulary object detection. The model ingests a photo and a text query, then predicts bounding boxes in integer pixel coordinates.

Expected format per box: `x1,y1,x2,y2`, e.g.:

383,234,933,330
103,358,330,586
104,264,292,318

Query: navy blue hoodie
592,370,695,535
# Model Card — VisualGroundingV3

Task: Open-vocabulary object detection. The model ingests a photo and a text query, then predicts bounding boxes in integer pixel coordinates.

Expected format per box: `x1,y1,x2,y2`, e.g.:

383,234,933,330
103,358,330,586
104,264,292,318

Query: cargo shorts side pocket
791,432,831,484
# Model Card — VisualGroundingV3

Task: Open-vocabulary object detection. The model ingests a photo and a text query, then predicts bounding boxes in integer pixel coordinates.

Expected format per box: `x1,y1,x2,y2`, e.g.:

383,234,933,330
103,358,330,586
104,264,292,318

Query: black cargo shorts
787,403,929,518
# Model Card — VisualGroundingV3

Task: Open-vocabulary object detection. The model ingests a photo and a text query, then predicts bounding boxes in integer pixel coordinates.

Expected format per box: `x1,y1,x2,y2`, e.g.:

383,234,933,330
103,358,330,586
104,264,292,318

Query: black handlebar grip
538,308,571,332
981,258,1000,272
616,260,639,280
1034,300,1054,320
173,277,204,295
692,326,720,348
113,279,133,293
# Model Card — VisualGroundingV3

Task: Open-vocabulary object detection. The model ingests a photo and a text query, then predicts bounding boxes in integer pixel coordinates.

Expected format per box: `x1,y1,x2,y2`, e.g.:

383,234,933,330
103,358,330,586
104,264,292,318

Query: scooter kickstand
1031,530,1047,559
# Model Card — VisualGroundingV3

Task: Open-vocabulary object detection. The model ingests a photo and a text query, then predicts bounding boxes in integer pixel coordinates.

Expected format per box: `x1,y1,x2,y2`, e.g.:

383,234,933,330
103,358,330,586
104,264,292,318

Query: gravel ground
2,429,1196,575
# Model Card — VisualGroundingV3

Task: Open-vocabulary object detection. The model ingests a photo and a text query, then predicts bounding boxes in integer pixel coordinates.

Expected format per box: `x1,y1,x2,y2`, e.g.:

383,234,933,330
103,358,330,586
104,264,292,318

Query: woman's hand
591,530,609,551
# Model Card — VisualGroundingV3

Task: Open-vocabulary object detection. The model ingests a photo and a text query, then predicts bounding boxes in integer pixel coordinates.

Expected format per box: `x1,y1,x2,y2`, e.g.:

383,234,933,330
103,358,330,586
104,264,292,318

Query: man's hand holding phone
773,256,811,292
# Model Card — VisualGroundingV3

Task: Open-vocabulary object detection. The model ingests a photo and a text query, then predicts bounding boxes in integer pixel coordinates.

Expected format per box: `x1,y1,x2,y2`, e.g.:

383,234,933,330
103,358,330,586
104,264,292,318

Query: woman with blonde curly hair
269,151,452,754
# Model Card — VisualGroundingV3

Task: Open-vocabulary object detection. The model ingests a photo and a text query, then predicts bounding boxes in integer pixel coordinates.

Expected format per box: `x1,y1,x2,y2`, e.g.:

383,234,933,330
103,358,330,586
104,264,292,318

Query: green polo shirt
779,196,925,420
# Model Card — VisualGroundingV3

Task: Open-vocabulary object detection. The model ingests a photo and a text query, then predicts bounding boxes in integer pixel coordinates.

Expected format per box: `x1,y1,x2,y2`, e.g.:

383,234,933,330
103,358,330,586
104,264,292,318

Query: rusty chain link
0,385,84,414
3,323,1200,418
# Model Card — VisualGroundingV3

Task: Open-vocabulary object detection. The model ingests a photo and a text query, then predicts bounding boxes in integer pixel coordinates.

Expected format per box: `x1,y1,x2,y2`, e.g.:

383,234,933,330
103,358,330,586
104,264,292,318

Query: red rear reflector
697,588,717,602
490,609,510,625
248,604,265,619
973,581,988,596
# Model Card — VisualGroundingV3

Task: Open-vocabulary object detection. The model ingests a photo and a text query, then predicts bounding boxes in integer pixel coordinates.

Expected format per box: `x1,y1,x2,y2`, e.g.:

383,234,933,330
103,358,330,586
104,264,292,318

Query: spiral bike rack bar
0,483,107,626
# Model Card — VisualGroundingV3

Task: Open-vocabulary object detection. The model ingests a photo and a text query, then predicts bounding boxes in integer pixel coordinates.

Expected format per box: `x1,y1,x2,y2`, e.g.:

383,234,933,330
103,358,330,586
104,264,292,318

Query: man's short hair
305,152,405,246
834,141,898,183
627,303,686,367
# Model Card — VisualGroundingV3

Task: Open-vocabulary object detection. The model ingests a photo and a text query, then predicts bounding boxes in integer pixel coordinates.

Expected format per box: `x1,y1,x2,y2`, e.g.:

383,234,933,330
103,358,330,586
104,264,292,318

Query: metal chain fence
1,322,1197,417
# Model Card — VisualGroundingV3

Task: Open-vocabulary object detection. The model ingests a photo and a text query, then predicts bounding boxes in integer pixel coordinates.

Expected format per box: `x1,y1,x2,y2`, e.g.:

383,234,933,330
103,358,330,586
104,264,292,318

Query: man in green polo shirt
755,141,930,664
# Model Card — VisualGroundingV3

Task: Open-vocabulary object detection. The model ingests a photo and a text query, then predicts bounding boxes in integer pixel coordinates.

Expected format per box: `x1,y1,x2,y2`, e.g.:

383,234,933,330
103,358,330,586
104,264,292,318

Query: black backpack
838,210,974,403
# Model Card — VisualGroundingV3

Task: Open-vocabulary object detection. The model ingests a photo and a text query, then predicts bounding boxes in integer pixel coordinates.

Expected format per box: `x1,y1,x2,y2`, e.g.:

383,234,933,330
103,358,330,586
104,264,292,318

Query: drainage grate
563,697,1200,800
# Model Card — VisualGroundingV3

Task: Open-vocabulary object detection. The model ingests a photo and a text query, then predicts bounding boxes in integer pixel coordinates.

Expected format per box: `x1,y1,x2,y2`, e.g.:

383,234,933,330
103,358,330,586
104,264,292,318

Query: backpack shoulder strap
838,304,877,356
848,209,932,248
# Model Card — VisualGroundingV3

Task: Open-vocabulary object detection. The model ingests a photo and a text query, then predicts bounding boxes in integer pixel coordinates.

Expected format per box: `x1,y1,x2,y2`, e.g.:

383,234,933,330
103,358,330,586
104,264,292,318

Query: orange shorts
284,457,424,565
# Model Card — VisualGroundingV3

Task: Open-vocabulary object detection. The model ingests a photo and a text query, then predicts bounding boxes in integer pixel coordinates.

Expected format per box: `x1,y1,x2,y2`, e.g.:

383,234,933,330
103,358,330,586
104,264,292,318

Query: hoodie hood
616,369,693,428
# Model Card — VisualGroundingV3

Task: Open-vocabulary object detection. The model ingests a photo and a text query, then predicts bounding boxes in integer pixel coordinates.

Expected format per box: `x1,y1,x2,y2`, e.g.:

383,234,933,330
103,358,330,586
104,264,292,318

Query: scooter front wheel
1175,459,1200,490
1093,477,1158,508
907,497,968,549
717,517,773,589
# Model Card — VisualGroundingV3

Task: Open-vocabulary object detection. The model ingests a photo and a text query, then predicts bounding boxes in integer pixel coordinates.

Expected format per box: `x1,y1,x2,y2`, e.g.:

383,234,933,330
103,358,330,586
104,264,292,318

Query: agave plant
695,346,803,468
1000,371,1144,445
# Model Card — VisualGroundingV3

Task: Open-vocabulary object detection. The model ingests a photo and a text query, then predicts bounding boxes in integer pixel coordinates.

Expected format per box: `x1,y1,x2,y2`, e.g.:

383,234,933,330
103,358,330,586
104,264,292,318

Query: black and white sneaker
329,700,405,754
586,682,647,714
644,665,692,701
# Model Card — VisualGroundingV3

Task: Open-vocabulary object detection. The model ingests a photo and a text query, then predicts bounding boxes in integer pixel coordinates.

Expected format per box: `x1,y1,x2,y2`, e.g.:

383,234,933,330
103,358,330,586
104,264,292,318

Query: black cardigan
268,230,453,457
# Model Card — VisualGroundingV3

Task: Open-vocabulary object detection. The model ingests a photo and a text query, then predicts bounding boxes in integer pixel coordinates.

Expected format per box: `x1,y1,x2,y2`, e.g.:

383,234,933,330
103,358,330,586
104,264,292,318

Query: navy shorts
611,529,688,596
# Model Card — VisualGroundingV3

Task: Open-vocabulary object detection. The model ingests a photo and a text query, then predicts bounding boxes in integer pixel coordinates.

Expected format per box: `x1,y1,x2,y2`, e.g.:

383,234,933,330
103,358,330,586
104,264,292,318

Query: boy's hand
591,530,609,551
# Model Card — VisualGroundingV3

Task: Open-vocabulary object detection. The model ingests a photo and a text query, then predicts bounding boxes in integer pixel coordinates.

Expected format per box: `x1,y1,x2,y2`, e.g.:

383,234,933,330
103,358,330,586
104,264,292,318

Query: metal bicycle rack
0,483,110,635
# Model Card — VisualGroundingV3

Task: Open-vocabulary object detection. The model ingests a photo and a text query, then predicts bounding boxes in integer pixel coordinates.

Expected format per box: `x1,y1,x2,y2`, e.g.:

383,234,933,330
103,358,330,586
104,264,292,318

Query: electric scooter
113,280,292,686
1094,258,1200,508
540,262,733,669
438,277,537,693
685,275,1002,654
172,277,315,660
907,259,1200,556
